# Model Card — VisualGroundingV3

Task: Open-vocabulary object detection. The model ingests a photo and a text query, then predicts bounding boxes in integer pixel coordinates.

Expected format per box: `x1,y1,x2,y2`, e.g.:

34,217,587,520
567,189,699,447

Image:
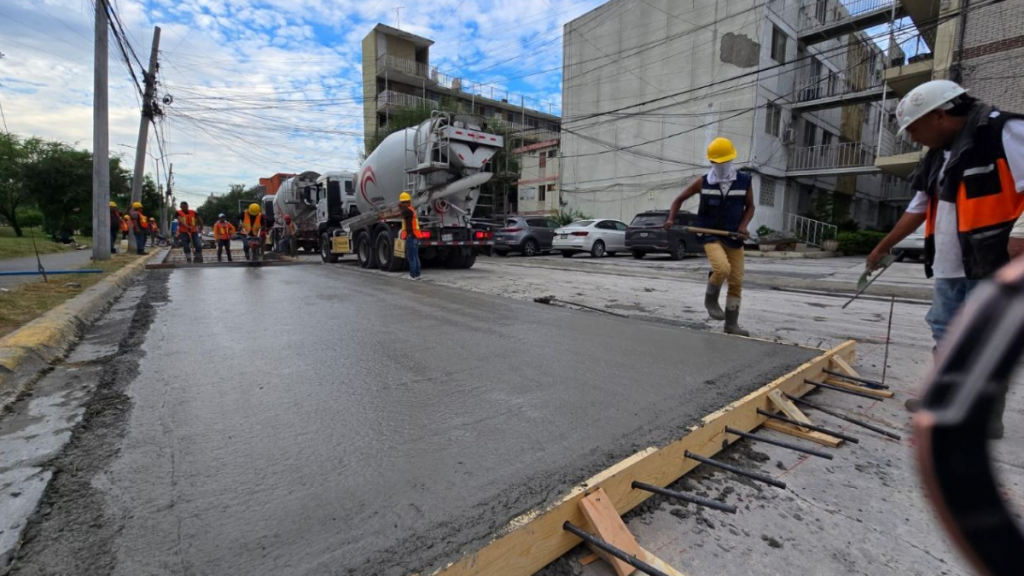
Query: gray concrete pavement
0,250,95,288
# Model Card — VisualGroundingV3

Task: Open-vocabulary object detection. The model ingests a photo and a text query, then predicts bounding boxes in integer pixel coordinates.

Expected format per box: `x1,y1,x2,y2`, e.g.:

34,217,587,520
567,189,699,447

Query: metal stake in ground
805,378,884,401
683,451,787,489
757,408,860,444
31,231,48,283
822,369,889,390
883,294,895,386
785,394,902,440
843,254,897,309
723,426,834,459
631,481,737,513
562,521,670,576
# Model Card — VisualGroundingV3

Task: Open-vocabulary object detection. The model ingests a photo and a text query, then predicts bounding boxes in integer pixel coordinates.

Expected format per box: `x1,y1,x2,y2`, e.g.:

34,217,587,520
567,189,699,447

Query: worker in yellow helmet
129,201,150,255
176,201,204,263
398,191,426,279
108,201,122,254
664,137,755,336
241,203,264,261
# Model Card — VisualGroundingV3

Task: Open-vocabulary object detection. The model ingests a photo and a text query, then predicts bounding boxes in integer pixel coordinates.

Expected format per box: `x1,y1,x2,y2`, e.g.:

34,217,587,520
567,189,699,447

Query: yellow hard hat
132,201,143,209
399,191,412,202
124,215,130,220
707,137,737,163
248,203,261,215
109,201,117,208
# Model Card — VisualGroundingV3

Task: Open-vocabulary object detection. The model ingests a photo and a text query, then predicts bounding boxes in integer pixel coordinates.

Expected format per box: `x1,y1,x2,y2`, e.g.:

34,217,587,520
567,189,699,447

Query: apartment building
361,24,562,216
560,0,915,239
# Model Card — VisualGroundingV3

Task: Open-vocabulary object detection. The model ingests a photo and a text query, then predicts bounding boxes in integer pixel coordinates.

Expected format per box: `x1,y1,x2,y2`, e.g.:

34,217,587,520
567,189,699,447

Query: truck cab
315,171,357,233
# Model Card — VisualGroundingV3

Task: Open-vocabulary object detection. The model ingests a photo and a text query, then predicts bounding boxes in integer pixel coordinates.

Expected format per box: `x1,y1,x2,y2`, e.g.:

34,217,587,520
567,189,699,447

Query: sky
0,0,607,203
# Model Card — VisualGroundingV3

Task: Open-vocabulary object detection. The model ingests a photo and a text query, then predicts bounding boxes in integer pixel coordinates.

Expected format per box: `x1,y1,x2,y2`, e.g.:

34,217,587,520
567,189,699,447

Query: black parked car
625,210,700,260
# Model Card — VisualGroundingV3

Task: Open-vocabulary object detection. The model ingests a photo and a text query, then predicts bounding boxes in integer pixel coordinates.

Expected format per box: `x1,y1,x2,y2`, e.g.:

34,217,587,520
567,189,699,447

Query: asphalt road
5,262,818,576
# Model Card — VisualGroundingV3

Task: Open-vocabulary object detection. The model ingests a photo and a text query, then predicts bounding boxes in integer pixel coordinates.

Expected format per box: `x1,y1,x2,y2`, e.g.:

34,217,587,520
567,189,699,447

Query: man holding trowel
665,137,755,336
865,80,1024,434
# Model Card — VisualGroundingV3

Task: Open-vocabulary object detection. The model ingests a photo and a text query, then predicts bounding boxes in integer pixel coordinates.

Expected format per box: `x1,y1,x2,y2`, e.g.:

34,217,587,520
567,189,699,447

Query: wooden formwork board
429,340,857,576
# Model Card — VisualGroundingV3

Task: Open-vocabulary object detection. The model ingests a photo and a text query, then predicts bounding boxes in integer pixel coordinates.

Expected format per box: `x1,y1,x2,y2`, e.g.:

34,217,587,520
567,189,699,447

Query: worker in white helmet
866,80,1024,436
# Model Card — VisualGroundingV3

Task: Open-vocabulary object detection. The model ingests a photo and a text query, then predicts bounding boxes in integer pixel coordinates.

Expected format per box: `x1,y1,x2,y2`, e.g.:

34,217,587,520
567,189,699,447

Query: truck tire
321,233,339,263
375,229,405,272
444,248,472,269
461,251,477,269
356,231,375,269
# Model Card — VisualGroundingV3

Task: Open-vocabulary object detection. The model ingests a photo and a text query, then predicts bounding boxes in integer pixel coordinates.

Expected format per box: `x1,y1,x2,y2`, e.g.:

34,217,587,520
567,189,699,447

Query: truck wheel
321,233,339,263
375,230,403,272
444,248,467,269
461,251,477,269
356,231,374,269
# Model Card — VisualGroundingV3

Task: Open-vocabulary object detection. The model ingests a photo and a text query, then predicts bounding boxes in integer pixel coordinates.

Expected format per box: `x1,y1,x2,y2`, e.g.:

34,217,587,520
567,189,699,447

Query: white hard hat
895,79,968,134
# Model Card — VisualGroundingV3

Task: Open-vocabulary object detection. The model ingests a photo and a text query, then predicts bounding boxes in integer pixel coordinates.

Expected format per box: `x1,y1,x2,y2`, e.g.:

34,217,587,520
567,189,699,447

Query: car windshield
566,220,594,228
630,214,666,227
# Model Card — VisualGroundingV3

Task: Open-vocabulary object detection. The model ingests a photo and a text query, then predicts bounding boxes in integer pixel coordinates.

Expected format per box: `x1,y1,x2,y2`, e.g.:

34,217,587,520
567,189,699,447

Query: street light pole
92,0,111,260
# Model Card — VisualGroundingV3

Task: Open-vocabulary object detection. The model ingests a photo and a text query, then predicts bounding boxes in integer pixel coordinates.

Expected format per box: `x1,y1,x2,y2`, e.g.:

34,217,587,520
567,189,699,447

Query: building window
803,121,816,146
538,185,547,202
821,131,833,151
814,0,828,24
765,103,782,137
540,154,547,168
760,178,777,207
548,149,557,158
771,26,787,64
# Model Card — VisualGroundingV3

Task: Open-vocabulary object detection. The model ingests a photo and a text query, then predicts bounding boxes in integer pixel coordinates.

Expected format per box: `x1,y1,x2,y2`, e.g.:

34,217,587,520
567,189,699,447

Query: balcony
880,177,914,202
884,53,934,98
377,90,440,112
793,68,889,112
787,141,879,177
798,0,905,45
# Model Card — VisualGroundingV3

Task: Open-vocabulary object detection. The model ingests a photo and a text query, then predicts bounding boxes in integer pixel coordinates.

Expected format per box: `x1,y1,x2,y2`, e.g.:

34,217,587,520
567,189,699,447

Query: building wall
958,0,1024,112
517,142,561,215
362,32,379,145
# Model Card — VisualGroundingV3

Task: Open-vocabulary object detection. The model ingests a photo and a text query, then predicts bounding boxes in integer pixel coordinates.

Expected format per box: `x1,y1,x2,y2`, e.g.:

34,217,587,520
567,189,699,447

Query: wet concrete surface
5,264,818,575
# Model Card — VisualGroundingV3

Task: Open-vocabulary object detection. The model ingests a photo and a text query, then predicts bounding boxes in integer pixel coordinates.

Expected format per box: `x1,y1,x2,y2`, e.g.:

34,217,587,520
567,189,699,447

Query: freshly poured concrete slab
101,266,819,576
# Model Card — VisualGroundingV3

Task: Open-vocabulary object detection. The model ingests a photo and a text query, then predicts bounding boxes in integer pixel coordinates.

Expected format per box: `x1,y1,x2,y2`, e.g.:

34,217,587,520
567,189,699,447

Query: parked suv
626,210,700,260
493,217,560,256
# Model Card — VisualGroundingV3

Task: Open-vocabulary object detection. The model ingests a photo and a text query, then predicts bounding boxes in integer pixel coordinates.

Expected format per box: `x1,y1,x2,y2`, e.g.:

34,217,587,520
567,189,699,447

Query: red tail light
474,231,487,240
501,227,522,233
420,230,431,239
571,231,589,237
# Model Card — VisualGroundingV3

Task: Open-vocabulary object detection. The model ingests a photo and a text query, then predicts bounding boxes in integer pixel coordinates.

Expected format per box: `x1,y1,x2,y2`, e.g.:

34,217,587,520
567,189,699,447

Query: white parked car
553,219,629,258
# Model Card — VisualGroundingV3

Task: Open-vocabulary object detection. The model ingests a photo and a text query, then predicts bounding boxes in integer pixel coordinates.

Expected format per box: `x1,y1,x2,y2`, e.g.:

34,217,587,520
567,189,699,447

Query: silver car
493,217,560,257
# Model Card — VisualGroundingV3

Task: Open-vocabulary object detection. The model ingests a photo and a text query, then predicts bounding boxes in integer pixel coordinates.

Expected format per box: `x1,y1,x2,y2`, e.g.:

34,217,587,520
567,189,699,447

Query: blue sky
0,0,606,202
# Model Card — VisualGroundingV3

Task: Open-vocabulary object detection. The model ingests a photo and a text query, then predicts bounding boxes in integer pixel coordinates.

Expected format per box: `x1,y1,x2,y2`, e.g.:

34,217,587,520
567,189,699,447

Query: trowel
842,254,897,309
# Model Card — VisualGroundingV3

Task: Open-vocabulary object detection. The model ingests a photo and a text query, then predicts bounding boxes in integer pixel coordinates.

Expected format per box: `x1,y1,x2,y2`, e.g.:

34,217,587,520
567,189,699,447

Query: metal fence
798,0,897,31
788,141,876,172
377,91,441,111
785,213,838,247
794,67,883,102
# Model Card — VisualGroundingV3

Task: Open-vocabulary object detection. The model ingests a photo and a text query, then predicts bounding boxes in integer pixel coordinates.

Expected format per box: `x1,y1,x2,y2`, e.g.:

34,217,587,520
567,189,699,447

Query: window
527,218,548,228
771,26,787,64
596,220,616,230
613,221,628,231
821,131,833,151
547,219,561,229
630,214,667,227
344,180,354,195
548,150,557,158
803,121,817,146
539,154,547,169
765,103,782,137
760,178,777,207
538,185,547,202
814,0,828,24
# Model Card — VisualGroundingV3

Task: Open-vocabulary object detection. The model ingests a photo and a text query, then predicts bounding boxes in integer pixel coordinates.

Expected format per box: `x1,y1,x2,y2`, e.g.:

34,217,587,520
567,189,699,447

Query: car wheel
669,240,686,261
561,251,574,258
591,240,606,258
632,251,647,259
522,238,539,257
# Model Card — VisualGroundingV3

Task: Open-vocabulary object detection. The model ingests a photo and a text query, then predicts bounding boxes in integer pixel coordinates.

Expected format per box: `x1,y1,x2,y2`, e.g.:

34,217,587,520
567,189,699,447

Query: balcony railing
794,67,884,103
377,54,432,79
788,141,876,172
785,214,838,247
377,90,441,112
798,0,898,32
880,178,914,201
877,117,922,157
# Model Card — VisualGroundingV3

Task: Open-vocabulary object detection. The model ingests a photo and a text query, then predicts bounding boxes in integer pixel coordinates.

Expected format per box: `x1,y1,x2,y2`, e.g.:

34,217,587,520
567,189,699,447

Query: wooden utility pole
128,26,161,253
92,0,111,260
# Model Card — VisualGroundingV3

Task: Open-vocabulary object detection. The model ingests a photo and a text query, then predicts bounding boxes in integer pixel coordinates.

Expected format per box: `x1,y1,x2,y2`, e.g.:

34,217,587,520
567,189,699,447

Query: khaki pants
704,241,745,298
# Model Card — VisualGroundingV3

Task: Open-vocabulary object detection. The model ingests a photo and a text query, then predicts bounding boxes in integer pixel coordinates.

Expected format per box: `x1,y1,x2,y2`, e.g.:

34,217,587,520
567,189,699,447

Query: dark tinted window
526,219,548,227
675,212,695,225
630,214,667,227
614,221,628,231
547,219,560,229
596,220,616,230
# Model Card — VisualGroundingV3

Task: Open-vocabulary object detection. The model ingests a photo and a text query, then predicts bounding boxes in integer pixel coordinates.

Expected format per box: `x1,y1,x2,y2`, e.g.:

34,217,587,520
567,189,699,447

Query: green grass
0,227,76,261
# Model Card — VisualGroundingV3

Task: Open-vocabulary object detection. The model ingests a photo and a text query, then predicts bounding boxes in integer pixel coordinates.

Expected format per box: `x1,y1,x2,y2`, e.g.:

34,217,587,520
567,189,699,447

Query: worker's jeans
704,241,745,297
407,238,421,278
134,232,148,255
179,233,202,257
110,228,118,254
216,240,232,261
926,277,980,345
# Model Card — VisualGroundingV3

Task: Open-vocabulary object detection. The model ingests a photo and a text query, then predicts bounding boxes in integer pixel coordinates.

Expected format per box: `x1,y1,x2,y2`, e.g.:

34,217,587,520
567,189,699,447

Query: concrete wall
362,31,379,146
959,0,1024,112
518,143,561,215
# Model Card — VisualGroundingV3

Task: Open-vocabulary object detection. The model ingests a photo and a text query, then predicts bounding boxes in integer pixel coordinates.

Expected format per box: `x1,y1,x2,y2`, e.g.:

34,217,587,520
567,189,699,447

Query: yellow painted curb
0,250,164,410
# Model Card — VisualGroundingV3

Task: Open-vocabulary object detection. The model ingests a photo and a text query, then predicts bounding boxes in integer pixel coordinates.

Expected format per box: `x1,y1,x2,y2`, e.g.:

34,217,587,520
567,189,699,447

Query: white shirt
905,116,1024,278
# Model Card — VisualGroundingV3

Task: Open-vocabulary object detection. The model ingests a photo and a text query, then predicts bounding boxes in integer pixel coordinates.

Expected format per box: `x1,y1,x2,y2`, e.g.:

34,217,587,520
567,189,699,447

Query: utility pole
395,7,404,29
128,26,161,253
92,0,110,260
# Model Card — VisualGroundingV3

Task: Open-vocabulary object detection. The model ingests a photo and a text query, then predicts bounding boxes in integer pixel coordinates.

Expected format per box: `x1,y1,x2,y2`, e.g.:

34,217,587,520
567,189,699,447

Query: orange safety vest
177,210,198,234
118,215,128,232
132,210,148,231
213,221,236,240
916,106,1024,279
243,212,263,235
399,208,426,240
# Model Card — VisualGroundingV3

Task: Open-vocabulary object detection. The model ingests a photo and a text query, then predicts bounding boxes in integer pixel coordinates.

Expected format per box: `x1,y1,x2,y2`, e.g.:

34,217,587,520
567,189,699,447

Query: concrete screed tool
842,254,897,309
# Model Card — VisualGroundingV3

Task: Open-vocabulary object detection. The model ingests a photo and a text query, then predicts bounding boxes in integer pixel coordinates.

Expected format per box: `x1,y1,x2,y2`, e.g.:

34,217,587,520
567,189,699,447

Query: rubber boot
704,282,726,321
724,296,750,337
989,385,1007,440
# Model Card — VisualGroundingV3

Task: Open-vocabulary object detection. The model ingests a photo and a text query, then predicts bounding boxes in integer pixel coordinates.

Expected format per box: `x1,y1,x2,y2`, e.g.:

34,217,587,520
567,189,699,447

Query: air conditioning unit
782,125,795,144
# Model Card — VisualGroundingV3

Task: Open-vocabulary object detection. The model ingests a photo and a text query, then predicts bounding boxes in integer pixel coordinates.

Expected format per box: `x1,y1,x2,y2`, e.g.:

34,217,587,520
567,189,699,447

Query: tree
197,184,262,225
0,133,36,237
20,139,92,237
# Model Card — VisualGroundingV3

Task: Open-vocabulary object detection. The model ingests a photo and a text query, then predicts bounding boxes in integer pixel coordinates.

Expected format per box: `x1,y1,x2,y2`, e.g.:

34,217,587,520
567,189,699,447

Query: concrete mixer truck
271,171,321,253
317,112,499,271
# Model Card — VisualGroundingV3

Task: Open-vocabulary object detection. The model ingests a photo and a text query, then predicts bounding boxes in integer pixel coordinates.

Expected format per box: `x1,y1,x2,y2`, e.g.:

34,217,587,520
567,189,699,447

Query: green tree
197,184,262,225
0,133,37,237
20,139,92,237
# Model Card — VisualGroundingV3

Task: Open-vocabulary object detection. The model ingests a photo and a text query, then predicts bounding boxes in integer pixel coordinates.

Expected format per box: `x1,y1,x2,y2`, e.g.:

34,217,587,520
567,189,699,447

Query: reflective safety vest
913,105,1024,279
119,217,129,233
132,210,148,231
177,210,199,234
399,207,426,240
243,212,262,235
694,171,751,249
213,221,236,240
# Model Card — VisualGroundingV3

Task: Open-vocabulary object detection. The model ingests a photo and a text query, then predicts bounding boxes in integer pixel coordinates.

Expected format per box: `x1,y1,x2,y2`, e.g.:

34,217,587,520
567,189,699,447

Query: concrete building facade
512,139,561,215
560,0,914,238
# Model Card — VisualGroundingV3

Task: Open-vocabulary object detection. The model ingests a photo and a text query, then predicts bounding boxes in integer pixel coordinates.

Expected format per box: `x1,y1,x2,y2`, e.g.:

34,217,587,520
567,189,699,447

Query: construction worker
398,191,427,279
128,202,149,255
121,214,130,241
665,137,755,336
213,213,236,262
108,201,122,254
241,203,264,261
177,201,204,263
866,80,1024,435
148,218,159,247
280,214,297,256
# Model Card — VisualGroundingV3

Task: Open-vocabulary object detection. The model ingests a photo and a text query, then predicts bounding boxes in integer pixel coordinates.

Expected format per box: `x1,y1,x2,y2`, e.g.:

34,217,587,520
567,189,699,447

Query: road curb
0,250,164,412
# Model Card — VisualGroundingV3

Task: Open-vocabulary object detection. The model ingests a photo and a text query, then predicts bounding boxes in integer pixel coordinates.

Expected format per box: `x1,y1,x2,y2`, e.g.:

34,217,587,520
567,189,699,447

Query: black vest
695,171,751,248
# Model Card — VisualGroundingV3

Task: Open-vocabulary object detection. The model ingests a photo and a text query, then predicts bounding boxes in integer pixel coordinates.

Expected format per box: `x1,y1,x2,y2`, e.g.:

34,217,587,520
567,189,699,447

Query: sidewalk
0,251,96,289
